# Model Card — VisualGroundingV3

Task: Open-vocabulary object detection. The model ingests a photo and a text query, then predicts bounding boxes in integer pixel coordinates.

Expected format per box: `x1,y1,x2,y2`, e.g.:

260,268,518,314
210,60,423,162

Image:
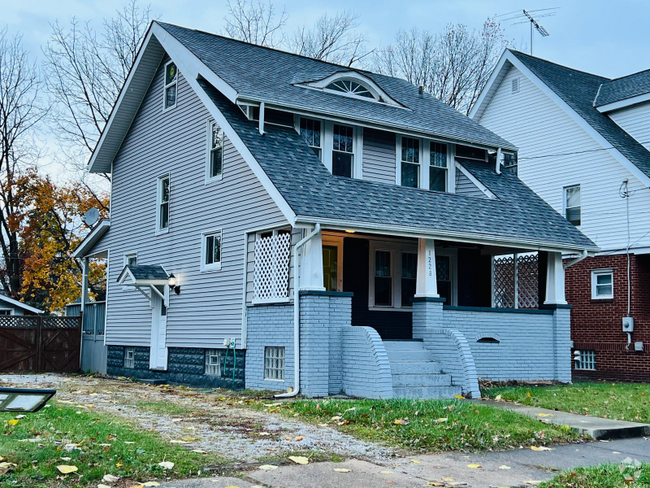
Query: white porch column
80,257,89,315
300,230,325,291
544,251,567,305
415,238,439,298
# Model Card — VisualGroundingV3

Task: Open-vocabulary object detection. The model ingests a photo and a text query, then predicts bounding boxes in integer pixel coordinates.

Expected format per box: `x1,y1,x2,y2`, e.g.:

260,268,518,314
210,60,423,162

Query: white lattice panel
254,233,291,301
517,253,539,309
492,253,539,309
493,255,515,308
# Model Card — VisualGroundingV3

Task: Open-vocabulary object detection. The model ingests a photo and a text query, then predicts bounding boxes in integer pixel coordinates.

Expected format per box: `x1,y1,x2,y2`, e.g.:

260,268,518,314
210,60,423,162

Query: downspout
258,101,265,135
275,223,321,399
495,148,502,175
563,249,588,269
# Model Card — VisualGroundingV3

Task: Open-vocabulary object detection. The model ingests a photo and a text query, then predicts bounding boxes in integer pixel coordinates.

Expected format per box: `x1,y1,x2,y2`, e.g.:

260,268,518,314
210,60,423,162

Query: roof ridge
508,48,611,82
607,67,650,82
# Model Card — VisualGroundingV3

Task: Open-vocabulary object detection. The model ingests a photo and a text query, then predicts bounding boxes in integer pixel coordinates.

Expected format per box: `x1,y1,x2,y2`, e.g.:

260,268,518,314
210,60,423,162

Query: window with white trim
369,241,420,309
0,309,12,316
202,230,222,271
429,142,448,192
575,350,596,370
401,252,417,307
400,137,420,188
591,269,613,299
156,174,170,233
124,347,135,368
564,185,581,226
299,118,322,160
326,79,376,99
374,249,393,307
205,349,222,376
264,346,285,380
207,121,224,180
163,61,178,110
332,124,354,177
124,253,137,267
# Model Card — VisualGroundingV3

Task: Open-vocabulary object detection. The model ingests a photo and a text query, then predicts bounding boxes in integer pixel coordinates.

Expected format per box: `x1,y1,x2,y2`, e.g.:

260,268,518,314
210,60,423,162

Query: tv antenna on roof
497,7,558,55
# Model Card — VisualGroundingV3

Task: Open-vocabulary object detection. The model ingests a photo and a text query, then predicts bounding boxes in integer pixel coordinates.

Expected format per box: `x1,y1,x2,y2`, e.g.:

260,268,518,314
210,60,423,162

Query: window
0,310,12,316
205,349,222,376
503,152,518,168
207,121,224,180
124,253,137,267
400,137,420,188
163,61,178,110
575,350,596,370
202,230,222,271
401,252,417,307
512,77,520,94
264,346,285,380
124,347,135,368
430,142,448,192
456,145,487,161
591,269,613,299
265,109,294,127
156,174,170,233
332,124,354,177
325,79,375,99
374,250,393,307
564,185,581,226
300,118,322,159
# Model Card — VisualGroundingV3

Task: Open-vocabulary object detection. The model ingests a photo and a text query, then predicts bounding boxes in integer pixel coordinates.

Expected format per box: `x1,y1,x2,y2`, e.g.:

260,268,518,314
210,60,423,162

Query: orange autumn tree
13,167,109,312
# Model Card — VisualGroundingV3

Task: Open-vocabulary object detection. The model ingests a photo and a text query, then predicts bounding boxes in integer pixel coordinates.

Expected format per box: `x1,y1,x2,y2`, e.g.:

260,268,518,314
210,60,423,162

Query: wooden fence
0,315,81,373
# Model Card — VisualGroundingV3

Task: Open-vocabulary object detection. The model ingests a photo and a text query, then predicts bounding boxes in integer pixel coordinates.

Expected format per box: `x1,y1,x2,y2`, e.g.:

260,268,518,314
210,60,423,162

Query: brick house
472,50,650,381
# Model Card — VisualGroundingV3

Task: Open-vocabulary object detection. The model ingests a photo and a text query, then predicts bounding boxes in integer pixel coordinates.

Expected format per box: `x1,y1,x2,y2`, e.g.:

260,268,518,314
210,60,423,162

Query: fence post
78,311,84,371
35,315,42,373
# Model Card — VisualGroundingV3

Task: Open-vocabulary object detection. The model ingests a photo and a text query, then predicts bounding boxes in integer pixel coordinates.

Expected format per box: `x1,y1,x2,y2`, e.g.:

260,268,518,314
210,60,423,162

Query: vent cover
512,77,520,94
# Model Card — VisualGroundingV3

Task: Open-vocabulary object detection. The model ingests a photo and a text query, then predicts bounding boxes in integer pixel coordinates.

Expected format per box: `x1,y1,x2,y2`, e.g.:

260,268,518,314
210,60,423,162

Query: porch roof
117,265,170,286
199,79,597,253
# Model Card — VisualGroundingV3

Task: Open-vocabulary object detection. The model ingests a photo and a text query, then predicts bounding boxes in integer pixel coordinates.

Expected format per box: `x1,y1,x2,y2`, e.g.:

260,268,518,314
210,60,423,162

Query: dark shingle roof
199,78,596,251
510,50,650,180
127,265,169,280
157,22,516,152
595,69,650,107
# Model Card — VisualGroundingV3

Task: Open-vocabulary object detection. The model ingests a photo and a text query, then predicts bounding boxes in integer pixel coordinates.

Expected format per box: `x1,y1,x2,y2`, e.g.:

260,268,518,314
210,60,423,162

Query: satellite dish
83,208,100,227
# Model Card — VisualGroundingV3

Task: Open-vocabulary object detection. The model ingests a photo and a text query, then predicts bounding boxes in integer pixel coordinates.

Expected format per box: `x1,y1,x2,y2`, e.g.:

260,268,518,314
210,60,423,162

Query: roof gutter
563,249,590,269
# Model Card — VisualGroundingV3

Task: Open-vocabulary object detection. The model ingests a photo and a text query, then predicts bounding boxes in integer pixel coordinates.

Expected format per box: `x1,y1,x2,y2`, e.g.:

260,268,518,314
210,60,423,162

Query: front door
149,287,168,370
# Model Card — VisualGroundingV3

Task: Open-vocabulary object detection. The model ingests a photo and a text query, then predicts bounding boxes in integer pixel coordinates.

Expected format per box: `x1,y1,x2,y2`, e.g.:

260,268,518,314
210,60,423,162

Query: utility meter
622,316,634,333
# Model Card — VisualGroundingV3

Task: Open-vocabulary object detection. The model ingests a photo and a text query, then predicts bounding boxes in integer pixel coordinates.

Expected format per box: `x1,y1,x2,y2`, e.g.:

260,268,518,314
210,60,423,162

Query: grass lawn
254,398,584,452
484,382,650,423
541,461,650,487
0,401,227,488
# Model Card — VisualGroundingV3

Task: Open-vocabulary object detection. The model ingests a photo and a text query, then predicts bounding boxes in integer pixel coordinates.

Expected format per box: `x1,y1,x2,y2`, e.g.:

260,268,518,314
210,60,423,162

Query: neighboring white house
471,49,650,381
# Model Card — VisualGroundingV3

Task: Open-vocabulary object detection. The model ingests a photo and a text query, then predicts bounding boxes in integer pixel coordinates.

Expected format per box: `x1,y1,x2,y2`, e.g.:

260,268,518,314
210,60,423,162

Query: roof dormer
297,71,402,107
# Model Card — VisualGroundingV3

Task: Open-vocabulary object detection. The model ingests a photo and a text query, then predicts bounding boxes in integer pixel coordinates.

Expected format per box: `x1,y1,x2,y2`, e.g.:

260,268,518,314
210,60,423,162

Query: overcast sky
4,0,650,78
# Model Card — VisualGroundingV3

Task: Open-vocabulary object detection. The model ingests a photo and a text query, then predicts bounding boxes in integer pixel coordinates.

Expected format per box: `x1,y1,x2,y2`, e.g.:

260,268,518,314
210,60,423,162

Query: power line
517,139,650,161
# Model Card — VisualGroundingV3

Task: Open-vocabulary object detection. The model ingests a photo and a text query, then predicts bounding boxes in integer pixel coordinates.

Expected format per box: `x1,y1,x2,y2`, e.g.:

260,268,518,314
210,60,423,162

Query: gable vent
511,77,520,94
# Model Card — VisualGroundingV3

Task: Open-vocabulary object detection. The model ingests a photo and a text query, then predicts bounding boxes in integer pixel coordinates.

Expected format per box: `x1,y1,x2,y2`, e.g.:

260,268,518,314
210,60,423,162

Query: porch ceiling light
344,229,355,234
0,387,56,413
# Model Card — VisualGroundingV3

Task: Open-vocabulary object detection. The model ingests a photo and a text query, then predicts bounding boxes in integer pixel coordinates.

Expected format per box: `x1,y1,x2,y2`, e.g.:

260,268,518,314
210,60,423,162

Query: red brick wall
565,254,650,381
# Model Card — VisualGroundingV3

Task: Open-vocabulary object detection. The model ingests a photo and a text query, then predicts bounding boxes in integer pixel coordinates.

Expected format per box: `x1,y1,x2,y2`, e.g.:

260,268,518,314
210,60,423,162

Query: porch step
392,372,454,388
393,385,463,399
382,340,425,351
386,349,433,362
390,361,443,375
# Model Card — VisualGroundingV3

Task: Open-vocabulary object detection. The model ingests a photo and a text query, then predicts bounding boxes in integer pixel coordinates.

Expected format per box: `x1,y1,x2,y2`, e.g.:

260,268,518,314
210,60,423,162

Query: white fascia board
72,220,110,259
502,51,650,188
469,49,510,120
151,28,296,226
295,216,599,253
0,295,44,314
597,92,650,113
455,162,496,199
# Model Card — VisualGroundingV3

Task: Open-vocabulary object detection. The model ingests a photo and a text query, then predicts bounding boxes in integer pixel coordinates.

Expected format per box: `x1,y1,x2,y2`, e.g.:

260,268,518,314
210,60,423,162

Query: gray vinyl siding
102,57,287,348
362,128,396,184
455,167,487,198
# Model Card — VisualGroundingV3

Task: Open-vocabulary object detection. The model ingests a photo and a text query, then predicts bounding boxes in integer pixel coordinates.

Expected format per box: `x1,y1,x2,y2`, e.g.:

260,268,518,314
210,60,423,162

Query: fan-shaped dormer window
325,79,376,100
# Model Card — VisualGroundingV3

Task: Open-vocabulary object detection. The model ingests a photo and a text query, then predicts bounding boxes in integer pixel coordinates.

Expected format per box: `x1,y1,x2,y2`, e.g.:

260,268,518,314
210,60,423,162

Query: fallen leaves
258,465,278,471
393,418,409,425
499,465,511,470
158,461,174,470
334,468,351,473
102,474,120,483
530,446,554,451
288,456,309,465
467,464,482,468
0,462,17,475
56,465,78,474
7,419,19,426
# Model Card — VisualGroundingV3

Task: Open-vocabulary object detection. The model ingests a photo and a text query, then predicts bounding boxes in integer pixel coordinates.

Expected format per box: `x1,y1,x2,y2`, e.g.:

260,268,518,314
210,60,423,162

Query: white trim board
597,92,650,113
0,295,44,314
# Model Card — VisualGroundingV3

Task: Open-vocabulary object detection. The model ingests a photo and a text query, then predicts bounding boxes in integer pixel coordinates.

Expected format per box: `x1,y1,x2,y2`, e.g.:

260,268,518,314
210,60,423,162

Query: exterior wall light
344,229,355,234
0,387,56,412
168,274,181,295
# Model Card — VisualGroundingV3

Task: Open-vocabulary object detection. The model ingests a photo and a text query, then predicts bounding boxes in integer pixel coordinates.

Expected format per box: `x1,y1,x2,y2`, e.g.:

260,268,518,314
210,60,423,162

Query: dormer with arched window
297,71,402,107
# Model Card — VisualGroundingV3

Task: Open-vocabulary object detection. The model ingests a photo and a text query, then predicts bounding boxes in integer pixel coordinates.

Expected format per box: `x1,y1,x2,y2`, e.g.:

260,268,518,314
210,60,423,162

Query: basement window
124,347,135,369
575,350,596,370
264,346,285,381
205,349,222,376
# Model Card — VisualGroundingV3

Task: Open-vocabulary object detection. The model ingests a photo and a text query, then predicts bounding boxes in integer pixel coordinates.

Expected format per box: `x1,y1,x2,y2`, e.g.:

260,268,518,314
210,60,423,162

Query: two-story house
472,49,650,381
73,23,595,399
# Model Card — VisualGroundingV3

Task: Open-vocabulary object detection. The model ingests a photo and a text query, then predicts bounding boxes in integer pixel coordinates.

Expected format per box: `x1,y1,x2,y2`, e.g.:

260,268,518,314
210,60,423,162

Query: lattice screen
493,253,539,309
254,232,291,301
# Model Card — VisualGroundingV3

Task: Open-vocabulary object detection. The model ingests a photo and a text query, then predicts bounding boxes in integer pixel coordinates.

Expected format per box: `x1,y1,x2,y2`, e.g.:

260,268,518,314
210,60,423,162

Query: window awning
117,264,170,287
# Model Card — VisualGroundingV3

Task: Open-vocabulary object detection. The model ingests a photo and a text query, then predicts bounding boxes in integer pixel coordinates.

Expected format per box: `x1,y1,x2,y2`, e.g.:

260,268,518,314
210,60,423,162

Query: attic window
325,79,376,100
164,61,178,110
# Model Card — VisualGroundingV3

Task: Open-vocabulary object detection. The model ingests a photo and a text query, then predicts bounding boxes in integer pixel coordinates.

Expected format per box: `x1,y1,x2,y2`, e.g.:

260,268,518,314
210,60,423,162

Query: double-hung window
332,124,354,177
207,121,224,180
430,142,448,192
369,242,419,309
156,174,170,233
163,61,178,110
374,250,393,307
591,269,613,299
401,252,417,307
400,137,420,188
202,230,222,271
564,185,581,226
300,118,322,159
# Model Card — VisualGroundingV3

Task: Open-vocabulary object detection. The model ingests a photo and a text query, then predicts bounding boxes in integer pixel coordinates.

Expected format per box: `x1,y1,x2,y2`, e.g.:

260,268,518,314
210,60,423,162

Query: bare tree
290,12,371,67
0,28,47,297
376,19,508,114
224,0,287,47
42,0,150,184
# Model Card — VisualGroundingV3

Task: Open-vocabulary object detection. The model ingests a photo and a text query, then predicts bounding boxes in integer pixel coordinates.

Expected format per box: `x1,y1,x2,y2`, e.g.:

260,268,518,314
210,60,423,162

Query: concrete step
392,372,454,388
390,361,443,375
393,385,463,399
382,340,425,352
386,349,433,362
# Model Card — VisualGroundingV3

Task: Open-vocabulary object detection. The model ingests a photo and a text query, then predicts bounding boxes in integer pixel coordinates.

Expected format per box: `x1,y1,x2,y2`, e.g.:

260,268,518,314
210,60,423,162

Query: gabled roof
117,265,169,285
472,49,650,185
0,294,44,314
72,219,110,259
594,69,650,108
154,22,516,152
199,78,596,252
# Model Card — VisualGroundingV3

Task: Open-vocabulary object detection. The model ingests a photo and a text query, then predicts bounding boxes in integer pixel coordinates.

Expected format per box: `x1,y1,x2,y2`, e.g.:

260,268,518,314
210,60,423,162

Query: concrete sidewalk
160,437,650,488
478,399,650,440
